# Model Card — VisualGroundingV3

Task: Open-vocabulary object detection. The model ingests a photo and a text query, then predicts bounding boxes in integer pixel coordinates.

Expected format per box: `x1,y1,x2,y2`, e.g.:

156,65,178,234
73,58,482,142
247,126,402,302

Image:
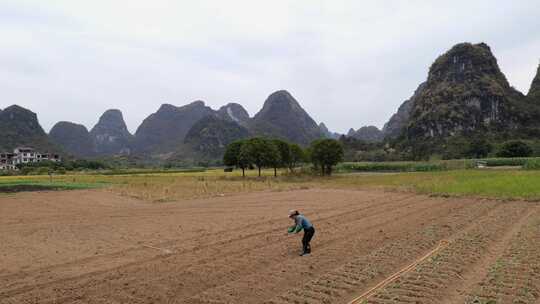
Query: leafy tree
223,140,250,177
496,140,533,158
467,138,492,158
238,143,254,177
356,149,388,162
310,139,344,176
442,136,470,160
288,143,305,172
223,140,242,171
272,139,290,176
268,147,282,177
243,137,280,177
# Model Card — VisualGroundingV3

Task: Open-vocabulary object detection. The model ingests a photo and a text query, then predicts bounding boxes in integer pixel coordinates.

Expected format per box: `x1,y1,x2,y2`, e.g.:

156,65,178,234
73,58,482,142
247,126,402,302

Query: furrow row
0,193,416,297
366,203,532,304
264,200,501,304
465,211,540,304
3,194,425,304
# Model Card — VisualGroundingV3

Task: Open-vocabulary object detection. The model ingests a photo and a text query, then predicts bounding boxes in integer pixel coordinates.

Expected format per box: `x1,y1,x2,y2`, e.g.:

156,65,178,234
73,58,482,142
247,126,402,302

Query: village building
0,147,60,170
0,152,17,170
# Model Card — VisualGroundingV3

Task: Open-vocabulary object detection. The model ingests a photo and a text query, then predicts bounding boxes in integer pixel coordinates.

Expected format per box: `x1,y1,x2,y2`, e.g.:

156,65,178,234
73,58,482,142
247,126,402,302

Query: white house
13,147,38,164
0,147,61,170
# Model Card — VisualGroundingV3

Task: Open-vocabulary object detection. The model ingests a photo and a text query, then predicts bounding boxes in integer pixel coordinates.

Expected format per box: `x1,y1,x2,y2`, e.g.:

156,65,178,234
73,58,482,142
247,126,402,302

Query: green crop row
336,160,474,173
337,157,540,173
97,167,207,175
482,158,531,167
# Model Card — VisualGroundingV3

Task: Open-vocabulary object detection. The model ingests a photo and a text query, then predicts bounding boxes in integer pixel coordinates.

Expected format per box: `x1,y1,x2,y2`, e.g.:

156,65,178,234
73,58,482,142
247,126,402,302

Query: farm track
1,189,539,304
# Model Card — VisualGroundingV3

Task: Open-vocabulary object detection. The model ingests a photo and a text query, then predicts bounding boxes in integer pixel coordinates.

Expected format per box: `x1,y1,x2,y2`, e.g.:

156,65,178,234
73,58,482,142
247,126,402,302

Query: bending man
288,210,315,256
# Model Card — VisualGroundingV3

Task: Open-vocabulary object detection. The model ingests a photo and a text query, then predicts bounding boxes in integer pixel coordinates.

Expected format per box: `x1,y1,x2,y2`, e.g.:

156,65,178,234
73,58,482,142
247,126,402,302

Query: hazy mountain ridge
90,109,133,156
217,103,251,127
528,65,540,101
183,115,250,159
406,43,524,140
347,126,384,142
133,101,215,155
48,109,134,158
377,42,540,158
0,105,59,153
4,42,540,162
43,90,324,160
49,121,95,157
382,82,426,139
319,123,340,139
250,90,325,145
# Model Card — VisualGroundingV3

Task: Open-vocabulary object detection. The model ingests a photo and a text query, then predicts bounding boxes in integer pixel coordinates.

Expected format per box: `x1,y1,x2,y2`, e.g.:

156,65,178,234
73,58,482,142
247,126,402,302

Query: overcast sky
1,1,540,134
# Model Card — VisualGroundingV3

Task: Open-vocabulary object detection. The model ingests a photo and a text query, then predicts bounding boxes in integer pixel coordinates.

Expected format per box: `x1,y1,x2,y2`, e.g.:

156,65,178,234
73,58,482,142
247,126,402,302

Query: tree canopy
496,140,533,158
223,140,250,176
243,138,280,177
310,139,344,176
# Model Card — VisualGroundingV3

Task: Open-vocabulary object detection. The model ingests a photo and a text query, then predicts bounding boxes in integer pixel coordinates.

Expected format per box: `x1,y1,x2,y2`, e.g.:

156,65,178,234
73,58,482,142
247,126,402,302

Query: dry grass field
1,176,540,303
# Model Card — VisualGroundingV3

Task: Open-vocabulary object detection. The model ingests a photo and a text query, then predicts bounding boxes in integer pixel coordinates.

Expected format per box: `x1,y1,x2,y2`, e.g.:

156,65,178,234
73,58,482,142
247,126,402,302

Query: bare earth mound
1,189,539,303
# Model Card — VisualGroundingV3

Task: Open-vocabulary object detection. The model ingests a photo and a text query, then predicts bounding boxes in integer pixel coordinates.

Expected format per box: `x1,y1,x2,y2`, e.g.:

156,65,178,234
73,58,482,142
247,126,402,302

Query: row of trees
399,135,538,161
223,137,344,177
16,159,109,171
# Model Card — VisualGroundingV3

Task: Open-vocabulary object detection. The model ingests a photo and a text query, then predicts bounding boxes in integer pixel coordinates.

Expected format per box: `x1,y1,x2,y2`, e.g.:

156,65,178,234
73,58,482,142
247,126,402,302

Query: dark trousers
302,227,315,253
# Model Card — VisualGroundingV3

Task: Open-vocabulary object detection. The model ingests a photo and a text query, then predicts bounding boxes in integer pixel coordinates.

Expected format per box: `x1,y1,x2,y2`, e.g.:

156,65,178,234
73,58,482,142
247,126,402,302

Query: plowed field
1,189,539,303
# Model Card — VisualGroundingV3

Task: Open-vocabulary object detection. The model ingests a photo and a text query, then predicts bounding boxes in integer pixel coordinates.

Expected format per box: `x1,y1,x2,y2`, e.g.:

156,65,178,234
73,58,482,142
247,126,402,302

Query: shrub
467,138,493,158
496,141,533,158
55,168,67,175
523,159,540,170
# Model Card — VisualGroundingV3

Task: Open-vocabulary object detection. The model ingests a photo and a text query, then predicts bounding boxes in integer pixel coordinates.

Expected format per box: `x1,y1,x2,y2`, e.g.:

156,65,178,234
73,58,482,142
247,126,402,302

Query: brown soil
0,188,539,304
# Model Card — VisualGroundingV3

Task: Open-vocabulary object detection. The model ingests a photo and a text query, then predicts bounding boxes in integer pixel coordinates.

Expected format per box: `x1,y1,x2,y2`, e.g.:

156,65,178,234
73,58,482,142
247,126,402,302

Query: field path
1,188,539,303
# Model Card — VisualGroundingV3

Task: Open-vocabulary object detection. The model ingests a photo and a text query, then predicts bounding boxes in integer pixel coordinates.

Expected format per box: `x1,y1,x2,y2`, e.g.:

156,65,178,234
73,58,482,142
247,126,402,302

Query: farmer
288,210,315,256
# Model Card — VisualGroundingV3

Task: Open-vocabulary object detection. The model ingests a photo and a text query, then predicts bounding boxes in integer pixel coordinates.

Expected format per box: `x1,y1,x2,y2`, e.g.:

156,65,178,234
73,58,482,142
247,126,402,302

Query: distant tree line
341,134,539,162
223,137,344,177
16,159,109,170
11,159,110,175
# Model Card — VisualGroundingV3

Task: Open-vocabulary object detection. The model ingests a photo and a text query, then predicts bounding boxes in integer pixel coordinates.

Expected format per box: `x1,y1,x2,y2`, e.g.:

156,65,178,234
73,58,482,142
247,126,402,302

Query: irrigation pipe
347,240,449,304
